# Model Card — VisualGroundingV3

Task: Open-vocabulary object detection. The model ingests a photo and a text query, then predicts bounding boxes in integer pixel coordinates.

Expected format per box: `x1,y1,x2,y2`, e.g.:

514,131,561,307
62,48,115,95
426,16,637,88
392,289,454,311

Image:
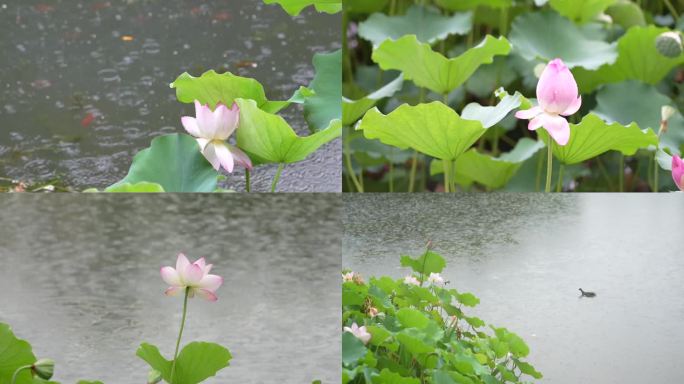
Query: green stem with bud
11,365,31,384
170,288,190,384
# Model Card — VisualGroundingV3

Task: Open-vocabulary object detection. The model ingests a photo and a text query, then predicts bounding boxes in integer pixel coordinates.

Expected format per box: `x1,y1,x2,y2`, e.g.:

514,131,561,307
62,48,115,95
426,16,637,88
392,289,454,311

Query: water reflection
0,0,341,191
0,194,341,383
343,194,684,383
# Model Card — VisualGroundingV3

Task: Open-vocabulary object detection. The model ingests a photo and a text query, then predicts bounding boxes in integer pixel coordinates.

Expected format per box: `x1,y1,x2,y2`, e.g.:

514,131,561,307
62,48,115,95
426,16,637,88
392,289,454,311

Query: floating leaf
304,50,342,132
509,11,617,70
171,70,305,114
549,0,616,24
262,0,341,15
343,74,403,125
137,342,231,384
435,0,512,11
236,99,341,165
357,102,486,160
372,34,511,94
358,5,472,46
573,26,684,92
593,81,684,154
110,134,219,193
431,138,545,189
537,113,658,164
0,323,36,384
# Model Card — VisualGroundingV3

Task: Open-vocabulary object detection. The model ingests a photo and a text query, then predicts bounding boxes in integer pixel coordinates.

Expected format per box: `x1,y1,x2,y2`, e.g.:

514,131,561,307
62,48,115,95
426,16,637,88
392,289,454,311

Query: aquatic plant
181,101,252,174
343,0,684,192
1,253,232,384
342,244,542,383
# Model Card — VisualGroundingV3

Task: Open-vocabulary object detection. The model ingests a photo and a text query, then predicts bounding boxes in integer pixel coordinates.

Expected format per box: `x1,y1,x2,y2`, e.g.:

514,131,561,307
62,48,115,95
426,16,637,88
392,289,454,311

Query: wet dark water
343,193,684,384
0,0,341,191
0,194,341,383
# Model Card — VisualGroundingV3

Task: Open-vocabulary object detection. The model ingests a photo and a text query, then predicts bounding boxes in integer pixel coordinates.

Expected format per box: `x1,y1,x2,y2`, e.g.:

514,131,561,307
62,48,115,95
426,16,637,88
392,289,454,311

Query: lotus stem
389,161,395,192
270,163,285,193
556,164,565,192
11,365,31,384
170,288,189,384
344,137,364,192
245,169,251,193
654,154,659,192
664,0,680,19
545,144,553,193
408,151,418,192
443,159,451,193
619,154,624,192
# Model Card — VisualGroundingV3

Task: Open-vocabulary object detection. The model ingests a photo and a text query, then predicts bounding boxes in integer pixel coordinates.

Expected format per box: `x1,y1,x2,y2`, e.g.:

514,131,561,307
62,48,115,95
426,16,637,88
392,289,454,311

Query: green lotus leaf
400,250,446,275
461,90,522,128
549,0,616,24
593,81,684,154
537,113,658,164
262,0,341,15
372,34,511,94
358,5,472,46
110,134,219,193
344,0,389,14
509,10,617,70
372,369,421,384
397,308,431,329
0,323,37,384
342,332,367,366
435,0,512,11
170,70,306,114
304,50,342,132
137,342,231,384
236,98,341,165
358,102,486,161
101,182,165,193
431,138,545,189
342,74,403,126
573,26,684,93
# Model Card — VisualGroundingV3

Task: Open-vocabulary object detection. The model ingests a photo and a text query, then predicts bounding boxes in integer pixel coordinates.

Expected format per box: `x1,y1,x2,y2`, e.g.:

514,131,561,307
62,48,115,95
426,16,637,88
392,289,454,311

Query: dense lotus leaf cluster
343,0,684,192
342,248,542,383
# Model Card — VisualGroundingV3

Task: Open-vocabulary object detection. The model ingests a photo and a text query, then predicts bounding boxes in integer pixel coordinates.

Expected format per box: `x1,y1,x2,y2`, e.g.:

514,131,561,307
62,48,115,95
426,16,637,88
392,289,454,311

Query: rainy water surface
0,0,340,191
0,194,341,383
343,194,684,384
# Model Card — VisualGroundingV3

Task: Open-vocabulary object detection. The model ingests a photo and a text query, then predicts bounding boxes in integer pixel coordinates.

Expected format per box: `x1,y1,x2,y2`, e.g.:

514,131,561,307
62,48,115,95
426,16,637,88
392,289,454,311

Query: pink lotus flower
342,272,355,282
673,155,684,191
344,323,371,345
181,100,252,173
427,272,445,286
404,275,420,286
160,253,223,302
515,58,582,146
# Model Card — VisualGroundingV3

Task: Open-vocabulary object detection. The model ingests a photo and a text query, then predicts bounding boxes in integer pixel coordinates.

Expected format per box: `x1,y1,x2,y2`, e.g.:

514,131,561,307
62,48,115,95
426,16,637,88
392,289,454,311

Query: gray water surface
0,0,341,191
0,194,341,383
343,193,684,384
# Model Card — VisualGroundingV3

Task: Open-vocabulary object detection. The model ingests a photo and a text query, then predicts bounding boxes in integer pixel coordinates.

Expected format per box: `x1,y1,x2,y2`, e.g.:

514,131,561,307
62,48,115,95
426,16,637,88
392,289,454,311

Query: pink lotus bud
672,155,684,191
515,58,582,146
368,307,379,318
403,275,420,286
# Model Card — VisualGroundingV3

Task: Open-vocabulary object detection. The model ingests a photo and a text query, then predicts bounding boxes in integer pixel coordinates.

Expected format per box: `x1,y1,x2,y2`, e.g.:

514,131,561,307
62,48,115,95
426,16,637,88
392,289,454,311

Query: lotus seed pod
655,31,683,58
31,359,55,380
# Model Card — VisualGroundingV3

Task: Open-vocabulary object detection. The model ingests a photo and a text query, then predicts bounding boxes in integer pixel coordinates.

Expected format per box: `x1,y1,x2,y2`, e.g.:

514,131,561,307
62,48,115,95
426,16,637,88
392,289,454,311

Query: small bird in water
579,288,596,298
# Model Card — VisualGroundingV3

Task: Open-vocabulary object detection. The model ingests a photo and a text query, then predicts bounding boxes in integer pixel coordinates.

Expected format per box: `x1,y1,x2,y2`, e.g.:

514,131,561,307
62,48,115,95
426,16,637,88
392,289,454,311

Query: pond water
0,0,341,192
343,194,684,384
0,194,341,383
